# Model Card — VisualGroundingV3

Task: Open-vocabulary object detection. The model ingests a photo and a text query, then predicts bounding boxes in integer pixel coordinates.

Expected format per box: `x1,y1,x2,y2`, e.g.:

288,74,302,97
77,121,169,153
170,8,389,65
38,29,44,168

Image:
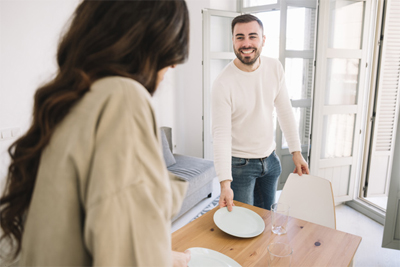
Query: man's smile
240,48,255,55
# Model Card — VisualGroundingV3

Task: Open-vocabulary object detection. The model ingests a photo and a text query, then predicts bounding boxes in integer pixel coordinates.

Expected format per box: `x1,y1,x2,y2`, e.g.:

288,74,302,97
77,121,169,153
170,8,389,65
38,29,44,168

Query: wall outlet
1,127,20,141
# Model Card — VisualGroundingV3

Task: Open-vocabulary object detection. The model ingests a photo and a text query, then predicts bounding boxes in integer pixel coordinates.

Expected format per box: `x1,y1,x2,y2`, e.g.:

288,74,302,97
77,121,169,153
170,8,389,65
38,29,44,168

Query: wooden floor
172,180,400,267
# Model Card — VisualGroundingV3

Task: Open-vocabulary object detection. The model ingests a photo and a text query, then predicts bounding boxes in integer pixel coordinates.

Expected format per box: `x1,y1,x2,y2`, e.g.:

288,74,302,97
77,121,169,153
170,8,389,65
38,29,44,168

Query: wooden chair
278,173,336,229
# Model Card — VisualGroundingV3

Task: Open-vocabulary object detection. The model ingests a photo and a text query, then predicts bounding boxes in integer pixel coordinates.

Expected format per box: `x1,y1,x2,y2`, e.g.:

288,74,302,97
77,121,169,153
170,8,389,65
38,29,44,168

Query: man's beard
234,46,261,66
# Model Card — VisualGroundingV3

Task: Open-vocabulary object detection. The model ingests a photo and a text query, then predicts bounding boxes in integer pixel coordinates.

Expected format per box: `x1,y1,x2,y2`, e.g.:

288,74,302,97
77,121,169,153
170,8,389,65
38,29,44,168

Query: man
212,14,309,212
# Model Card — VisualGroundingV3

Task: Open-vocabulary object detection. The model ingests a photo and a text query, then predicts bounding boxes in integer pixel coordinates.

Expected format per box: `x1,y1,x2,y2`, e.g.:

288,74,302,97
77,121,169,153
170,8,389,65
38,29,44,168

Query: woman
0,0,190,266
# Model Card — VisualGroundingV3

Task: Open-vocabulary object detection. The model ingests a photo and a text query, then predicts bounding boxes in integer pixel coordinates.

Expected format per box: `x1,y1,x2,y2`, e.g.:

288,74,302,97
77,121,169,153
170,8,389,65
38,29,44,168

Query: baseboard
346,199,386,225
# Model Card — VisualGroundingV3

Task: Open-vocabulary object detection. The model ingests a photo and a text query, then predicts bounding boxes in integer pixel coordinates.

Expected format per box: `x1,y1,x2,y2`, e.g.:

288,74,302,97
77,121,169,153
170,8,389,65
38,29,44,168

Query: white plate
213,206,265,238
187,247,242,267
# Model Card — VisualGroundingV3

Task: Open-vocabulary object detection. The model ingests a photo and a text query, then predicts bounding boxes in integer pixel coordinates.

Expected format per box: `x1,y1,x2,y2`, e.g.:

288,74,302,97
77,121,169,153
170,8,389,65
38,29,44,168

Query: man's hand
172,250,191,267
292,151,310,176
219,180,234,211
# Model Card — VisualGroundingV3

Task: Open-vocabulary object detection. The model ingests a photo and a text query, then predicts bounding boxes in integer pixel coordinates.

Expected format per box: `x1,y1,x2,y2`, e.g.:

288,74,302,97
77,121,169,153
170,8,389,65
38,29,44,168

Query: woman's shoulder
91,76,150,100
88,76,153,112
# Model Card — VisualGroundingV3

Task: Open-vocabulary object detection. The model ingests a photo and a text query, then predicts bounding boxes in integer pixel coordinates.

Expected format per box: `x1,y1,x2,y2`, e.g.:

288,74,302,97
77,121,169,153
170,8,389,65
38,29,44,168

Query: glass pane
282,107,311,148
321,114,355,158
285,58,313,100
325,58,360,105
328,1,365,49
210,16,234,53
210,59,231,88
286,7,316,50
256,11,280,59
243,0,277,8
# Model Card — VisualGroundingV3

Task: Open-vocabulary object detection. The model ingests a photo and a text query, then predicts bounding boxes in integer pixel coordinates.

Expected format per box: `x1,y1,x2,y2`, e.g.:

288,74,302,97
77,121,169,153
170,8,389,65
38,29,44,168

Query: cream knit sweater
212,56,301,182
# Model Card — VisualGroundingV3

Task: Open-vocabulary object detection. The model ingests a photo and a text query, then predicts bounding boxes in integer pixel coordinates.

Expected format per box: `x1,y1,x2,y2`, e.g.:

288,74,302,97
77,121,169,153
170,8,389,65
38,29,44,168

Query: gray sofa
160,127,216,222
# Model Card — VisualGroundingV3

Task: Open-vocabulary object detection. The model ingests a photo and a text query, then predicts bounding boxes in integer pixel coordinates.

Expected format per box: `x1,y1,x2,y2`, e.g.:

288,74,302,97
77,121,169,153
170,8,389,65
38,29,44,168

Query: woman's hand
172,250,191,267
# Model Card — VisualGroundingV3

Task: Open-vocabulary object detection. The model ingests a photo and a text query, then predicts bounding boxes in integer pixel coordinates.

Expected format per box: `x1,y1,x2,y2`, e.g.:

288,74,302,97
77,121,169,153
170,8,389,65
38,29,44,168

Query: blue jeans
231,151,282,210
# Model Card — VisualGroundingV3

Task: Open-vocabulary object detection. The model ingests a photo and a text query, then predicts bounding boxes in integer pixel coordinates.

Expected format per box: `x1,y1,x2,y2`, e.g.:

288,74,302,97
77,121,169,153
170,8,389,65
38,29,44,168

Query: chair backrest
278,173,336,229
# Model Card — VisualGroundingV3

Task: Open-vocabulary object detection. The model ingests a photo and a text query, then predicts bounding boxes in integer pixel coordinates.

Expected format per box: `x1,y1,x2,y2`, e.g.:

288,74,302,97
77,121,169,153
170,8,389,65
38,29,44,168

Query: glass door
310,0,373,203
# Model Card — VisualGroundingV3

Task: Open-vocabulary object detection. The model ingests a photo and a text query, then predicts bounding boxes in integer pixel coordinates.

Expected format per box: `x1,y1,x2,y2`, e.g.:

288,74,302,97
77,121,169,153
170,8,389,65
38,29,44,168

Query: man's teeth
242,50,254,54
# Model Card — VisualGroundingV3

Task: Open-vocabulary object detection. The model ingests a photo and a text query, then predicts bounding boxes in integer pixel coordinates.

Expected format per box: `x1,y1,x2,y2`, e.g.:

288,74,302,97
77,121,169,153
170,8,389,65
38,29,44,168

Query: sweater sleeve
212,80,233,182
274,62,302,153
83,79,187,266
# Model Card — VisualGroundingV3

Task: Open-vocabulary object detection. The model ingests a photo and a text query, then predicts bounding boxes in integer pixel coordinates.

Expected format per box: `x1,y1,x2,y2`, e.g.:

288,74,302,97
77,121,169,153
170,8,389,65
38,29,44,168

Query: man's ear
262,35,266,46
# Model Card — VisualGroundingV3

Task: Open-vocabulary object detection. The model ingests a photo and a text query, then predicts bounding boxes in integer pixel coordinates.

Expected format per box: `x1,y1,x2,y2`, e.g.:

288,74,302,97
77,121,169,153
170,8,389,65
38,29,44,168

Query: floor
336,204,400,267
172,179,400,267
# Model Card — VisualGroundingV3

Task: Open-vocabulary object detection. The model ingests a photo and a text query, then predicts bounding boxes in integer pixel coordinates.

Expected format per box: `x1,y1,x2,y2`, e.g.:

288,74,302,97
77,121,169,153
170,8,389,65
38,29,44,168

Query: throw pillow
161,129,176,167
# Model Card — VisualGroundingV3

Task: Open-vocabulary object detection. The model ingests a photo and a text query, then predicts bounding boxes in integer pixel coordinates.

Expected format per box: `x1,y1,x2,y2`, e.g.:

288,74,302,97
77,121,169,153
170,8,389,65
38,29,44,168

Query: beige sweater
19,77,187,266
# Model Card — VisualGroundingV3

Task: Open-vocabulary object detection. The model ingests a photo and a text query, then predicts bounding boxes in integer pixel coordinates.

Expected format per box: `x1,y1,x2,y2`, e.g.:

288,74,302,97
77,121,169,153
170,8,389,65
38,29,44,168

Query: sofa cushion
167,154,216,197
161,130,176,167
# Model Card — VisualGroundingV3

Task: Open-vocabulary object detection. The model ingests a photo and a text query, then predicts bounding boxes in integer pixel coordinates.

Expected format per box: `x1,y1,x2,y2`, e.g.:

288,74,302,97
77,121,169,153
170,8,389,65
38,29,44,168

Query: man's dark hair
231,14,264,34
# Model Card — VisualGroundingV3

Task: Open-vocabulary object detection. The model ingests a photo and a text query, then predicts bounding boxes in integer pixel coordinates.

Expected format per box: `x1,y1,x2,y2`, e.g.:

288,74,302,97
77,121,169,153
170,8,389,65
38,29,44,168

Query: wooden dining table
172,201,362,266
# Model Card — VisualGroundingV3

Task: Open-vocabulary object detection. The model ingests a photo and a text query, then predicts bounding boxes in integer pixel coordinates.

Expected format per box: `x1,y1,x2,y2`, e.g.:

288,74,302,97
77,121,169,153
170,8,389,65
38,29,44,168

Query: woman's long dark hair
0,0,189,260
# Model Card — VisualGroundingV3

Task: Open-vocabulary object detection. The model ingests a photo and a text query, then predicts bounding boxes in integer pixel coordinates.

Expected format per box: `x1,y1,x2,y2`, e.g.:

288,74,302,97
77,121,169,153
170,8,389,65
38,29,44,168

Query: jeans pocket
232,157,249,167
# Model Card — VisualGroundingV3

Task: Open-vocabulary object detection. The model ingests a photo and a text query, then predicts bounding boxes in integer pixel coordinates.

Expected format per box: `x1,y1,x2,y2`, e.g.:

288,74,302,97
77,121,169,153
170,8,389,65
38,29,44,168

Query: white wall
0,0,80,190
163,0,237,157
171,0,211,158
0,0,237,190
210,0,237,11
